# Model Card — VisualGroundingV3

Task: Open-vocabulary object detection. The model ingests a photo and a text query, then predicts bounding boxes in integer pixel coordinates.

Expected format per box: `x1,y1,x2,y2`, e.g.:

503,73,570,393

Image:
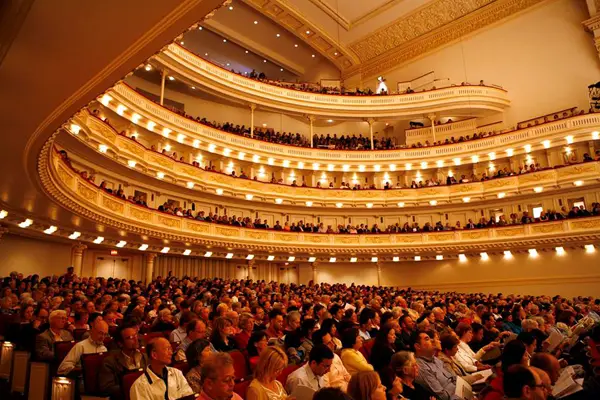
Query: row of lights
98,97,599,174
4,210,596,259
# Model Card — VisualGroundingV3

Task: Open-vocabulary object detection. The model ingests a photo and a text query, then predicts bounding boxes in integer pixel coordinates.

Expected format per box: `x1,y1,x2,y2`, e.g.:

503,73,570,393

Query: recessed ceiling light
371,257,378,263
308,256,317,262
276,34,280,37
528,249,538,257
254,20,258,24
198,26,203,30
480,252,489,260
393,256,400,262
180,41,184,45
139,244,148,251
503,250,513,259
585,244,596,253
245,50,249,54
350,257,357,263
93,236,104,244
246,254,254,260
458,254,467,262
436,255,443,260
329,257,336,263
334,52,338,55
191,86,196,90
161,247,170,253
228,6,233,10
414,256,421,261
280,68,283,72
267,255,275,261
144,64,152,71
204,251,213,257
225,253,234,259
294,44,298,48
168,76,175,81
306,30,311,34
288,256,295,262
226,63,230,66
555,247,565,255
116,240,127,248
44,226,58,235
204,53,208,56
183,249,192,256
68,231,80,240
275,198,283,204
263,59,267,63
311,54,315,58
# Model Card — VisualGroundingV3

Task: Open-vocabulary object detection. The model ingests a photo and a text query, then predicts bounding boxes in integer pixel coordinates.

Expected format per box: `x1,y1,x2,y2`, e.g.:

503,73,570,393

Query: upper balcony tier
104,83,599,168
152,43,510,118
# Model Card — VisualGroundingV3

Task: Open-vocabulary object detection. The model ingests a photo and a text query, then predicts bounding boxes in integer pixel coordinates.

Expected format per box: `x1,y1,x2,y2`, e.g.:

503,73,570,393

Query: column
308,115,316,148
427,114,437,144
71,243,87,277
376,261,382,286
247,259,255,281
545,149,552,168
367,118,375,150
146,253,157,284
250,104,256,138
160,69,168,106
311,262,318,285
583,11,600,62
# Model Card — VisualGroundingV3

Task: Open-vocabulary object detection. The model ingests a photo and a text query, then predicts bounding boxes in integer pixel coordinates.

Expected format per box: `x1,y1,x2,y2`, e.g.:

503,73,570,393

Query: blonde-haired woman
247,346,291,400
347,371,387,400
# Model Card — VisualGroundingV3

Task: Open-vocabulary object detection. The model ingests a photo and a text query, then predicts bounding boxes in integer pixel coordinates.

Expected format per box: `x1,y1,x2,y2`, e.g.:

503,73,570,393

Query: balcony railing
44,148,600,253
106,83,600,167
71,111,600,207
154,44,510,118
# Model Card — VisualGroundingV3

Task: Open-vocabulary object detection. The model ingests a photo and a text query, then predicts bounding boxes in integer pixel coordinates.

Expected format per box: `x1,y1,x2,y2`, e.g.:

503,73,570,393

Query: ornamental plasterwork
530,223,564,234
495,227,524,237
130,207,153,221
344,0,546,79
102,195,125,213
571,219,600,230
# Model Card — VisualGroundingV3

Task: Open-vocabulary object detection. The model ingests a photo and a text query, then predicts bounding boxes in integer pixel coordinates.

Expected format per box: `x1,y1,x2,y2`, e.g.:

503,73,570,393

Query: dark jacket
98,350,148,399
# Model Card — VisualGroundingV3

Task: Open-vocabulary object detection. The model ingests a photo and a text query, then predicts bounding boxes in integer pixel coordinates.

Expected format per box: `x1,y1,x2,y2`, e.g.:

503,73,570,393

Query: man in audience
397,314,416,350
35,309,74,361
266,308,284,339
413,330,459,400
286,344,334,394
99,322,147,399
58,319,108,374
503,364,547,400
174,319,207,361
313,329,351,391
130,337,193,400
170,310,195,343
530,353,561,385
198,352,243,400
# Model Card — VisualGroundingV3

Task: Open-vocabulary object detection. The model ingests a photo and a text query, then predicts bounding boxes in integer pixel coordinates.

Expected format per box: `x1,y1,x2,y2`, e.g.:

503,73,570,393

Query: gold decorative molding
344,0,546,79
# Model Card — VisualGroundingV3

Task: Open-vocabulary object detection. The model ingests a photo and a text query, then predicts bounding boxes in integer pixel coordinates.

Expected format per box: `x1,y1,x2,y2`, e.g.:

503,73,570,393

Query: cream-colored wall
0,234,73,277
299,248,600,297
363,0,600,126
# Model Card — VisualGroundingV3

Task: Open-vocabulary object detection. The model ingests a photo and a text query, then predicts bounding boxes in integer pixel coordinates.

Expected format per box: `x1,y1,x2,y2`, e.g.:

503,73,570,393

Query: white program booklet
290,385,316,400
455,376,473,400
470,369,493,385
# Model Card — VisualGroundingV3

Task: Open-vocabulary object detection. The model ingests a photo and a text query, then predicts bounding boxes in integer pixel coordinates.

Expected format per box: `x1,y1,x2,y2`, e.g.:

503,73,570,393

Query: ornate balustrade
154,44,510,118
42,147,600,253
405,119,478,145
70,112,600,208
106,83,600,168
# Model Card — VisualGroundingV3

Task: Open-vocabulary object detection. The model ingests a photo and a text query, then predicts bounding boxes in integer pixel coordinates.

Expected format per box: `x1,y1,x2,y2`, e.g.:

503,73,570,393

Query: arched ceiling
199,0,547,80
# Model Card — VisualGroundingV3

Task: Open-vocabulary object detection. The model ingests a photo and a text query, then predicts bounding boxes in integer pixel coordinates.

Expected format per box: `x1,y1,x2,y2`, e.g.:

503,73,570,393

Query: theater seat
172,361,190,376
361,338,375,360
54,341,76,365
82,352,110,395
277,363,301,385
233,379,251,398
73,328,89,341
122,369,144,400
229,350,249,381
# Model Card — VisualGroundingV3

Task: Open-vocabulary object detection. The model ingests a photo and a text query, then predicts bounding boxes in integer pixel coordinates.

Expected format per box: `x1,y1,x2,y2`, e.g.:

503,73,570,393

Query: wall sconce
52,376,75,400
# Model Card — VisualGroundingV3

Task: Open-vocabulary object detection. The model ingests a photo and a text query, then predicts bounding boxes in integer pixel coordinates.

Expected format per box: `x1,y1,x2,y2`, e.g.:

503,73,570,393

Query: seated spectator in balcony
175,319,208,361
291,180,298,187
521,211,534,224
210,316,237,352
35,309,74,361
130,337,193,400
58,319,108,374
99,322,147,399
273,220,282,230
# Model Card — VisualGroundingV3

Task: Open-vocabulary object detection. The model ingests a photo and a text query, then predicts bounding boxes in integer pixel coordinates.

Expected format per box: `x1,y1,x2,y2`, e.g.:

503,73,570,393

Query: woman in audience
370,324,397,373
73,311,90,330
247,346,289,400
184,338,212,393
340,327,374,375
438,333,484,384
347,371,387,400
480,340,528,400
313,387,353,400
454,322,498,372
210,316,237,351
390,351,432,400
247,330,268,371
234,312,255,349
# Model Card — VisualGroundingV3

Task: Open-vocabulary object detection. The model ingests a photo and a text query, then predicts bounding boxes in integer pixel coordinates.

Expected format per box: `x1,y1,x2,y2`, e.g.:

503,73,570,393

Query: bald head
90,319,108,343
530,352,561,385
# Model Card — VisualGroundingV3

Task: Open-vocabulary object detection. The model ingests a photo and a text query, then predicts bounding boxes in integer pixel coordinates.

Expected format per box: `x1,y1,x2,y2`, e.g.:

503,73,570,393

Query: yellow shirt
340,348,374,376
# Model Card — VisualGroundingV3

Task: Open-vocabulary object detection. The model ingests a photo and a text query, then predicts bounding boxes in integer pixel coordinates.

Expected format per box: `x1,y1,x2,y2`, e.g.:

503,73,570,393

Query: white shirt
286,363,330,394
327,353,351,392
57,337,107,374
454,341,485,373
358,329,371,341
169,326,186,343
130,366,193,400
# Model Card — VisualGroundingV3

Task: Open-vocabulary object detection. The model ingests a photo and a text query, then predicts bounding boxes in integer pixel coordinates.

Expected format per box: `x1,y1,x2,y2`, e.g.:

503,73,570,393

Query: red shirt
233,331,250,350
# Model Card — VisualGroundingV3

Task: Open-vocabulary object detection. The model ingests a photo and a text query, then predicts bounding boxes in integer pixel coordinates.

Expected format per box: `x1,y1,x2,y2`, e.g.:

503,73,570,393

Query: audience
3,268,600,400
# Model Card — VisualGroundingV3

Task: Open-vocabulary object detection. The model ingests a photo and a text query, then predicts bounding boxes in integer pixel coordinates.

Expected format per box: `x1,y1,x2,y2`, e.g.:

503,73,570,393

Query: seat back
229,350,249,381
122,369,144,400
362,338,375,360
54,341,76,365
82,352,110,394
172,361,190,376
233,380,251,398
277,363,301,385
73,328,89,341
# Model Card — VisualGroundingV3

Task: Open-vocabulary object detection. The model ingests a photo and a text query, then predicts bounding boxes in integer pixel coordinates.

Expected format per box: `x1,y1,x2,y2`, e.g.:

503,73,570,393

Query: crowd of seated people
313,134,395,150
2,268,600,400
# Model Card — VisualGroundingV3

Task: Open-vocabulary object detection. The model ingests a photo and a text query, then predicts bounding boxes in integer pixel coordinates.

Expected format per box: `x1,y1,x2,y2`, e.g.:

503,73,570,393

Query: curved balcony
153,44,510,118
41,145,600,254
106,83,600,168
69,111,600,208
